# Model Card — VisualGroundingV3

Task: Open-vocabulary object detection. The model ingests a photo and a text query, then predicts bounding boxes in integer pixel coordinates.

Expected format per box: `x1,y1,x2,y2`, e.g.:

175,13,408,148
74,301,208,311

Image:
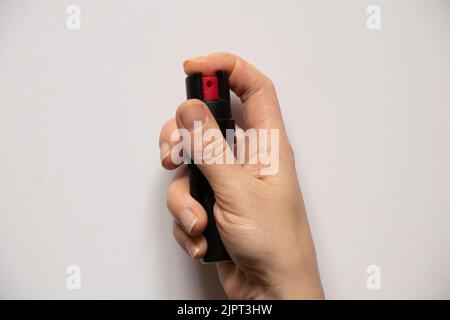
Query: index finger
183,52,285,132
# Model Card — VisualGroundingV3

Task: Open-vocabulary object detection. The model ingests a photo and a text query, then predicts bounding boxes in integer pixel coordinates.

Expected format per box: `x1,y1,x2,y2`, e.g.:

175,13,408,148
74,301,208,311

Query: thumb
183,52,293,160
175,99,249,192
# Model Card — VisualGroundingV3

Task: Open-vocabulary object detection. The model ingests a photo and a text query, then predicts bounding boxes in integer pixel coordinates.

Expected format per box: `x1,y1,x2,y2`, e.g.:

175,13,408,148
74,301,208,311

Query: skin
159,52,324,299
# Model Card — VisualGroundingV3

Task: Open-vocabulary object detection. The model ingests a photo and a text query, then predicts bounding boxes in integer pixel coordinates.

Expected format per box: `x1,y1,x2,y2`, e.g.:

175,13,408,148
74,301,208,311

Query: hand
159,52,324,299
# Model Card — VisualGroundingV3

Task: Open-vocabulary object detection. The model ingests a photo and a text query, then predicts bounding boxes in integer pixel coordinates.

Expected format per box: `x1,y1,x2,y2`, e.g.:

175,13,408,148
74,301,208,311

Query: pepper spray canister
185,71,234,263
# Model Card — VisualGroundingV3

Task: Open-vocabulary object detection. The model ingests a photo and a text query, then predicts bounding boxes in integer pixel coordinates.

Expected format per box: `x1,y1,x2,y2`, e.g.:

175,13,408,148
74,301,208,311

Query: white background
0,0,449,299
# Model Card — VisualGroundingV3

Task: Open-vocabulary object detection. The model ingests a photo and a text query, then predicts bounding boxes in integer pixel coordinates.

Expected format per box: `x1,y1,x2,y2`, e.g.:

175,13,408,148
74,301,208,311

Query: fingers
161,52,294,178
166,166,207,236
172,220,207,259
175,99,250,192
167,167,207,260
183,52,285,132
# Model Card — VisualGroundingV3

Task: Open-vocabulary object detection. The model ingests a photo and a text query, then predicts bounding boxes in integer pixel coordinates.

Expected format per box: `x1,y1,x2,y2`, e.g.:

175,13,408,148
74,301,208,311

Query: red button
201,76,219,101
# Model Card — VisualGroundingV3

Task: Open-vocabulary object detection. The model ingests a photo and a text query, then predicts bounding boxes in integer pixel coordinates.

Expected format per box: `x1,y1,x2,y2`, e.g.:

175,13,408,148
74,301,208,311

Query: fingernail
179,209,198,233
185,239,200,258
159,143,170,163
183,55,202,66
180,103,205,130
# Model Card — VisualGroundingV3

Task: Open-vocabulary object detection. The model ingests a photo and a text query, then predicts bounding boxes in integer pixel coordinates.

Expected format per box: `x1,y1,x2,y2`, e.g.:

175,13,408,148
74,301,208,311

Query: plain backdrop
0,0,449,299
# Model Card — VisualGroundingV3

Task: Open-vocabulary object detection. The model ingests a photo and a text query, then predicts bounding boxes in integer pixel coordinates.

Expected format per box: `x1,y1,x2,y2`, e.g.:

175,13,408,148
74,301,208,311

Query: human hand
159,52,324,299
